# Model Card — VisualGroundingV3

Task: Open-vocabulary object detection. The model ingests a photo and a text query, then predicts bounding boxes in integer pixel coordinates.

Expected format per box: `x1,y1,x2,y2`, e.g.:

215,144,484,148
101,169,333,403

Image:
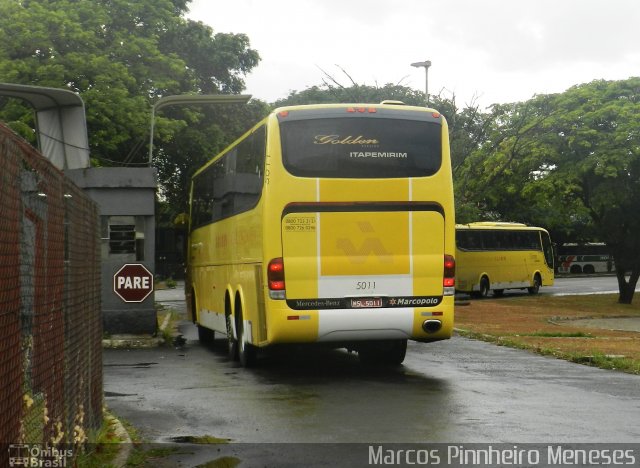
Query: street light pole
148,94,252,165
411,60,432,106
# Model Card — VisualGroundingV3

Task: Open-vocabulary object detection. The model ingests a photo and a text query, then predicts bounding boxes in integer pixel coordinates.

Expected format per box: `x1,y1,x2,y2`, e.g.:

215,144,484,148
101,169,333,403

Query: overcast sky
187,0,640,108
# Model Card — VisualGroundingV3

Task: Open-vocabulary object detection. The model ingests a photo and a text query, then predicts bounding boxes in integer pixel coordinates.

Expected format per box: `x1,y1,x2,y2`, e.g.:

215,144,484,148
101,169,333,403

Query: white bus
557,243,614,274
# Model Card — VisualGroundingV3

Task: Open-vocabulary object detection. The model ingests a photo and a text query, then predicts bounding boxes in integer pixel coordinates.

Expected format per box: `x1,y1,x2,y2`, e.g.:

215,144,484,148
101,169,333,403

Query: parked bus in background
186,102,456,366
455,222,554,297
557,243,614,274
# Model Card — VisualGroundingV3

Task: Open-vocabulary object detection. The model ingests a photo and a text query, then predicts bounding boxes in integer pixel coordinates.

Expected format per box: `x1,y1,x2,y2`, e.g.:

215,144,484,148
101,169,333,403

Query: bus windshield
279,117,442,178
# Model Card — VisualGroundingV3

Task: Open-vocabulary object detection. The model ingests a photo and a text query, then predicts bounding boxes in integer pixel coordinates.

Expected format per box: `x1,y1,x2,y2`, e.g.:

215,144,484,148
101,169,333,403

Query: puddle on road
169,435,232,444
103,362,158,368
104,391,137,397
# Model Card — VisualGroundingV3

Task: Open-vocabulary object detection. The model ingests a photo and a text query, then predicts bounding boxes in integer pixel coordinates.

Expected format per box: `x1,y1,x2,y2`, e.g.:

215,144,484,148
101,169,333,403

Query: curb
102,335,164,348
101,311,173,349
104,413,132,468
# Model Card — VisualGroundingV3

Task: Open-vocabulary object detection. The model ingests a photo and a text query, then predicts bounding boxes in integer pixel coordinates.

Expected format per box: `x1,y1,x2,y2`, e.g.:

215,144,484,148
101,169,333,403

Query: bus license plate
350,298,383,308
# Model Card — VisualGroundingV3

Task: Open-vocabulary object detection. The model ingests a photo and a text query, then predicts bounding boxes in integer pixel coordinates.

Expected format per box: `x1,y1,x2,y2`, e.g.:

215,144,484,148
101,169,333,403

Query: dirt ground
454,294,640,373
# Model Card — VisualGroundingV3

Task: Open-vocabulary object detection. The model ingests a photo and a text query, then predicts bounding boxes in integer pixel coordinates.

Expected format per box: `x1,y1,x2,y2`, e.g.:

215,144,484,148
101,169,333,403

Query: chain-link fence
0,122,102,464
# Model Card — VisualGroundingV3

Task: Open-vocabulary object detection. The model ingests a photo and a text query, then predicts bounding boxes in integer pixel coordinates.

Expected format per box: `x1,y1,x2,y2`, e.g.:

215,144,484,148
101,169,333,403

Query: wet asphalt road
103,277,640,465
105,331,640,444
104,328,640,465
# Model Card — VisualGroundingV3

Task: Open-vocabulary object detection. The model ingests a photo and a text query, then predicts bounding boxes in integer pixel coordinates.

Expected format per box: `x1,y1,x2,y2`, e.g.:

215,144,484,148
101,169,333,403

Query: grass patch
158,309,174,345
517,331,594,338
498,293,640,315
125,446,184,467
74,413,129,467
156,306,186,347
456,293,640,374
170,435,231,444
196,457,242,468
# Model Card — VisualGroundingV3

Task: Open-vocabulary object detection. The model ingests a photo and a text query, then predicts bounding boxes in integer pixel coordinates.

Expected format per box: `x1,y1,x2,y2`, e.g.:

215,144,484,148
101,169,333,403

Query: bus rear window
279,117,442,178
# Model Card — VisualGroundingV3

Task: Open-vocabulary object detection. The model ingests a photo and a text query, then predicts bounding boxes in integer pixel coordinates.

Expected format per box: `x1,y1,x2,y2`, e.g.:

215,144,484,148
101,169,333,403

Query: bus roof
271,101,445,122
271,101,442,117
193,101,446,179
456,222,548,232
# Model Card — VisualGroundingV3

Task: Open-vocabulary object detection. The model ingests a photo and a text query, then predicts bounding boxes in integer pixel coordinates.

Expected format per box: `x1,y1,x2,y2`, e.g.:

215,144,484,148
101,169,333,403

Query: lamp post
148,94,252,165
411,60,432,106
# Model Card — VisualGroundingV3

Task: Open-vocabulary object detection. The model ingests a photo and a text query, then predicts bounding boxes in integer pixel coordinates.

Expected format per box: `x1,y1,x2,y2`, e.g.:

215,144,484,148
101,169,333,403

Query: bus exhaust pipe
422,319,442,333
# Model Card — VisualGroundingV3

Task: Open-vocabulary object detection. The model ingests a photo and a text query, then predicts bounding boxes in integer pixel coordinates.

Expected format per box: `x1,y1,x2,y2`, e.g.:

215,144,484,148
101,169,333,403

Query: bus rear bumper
266,299,454,344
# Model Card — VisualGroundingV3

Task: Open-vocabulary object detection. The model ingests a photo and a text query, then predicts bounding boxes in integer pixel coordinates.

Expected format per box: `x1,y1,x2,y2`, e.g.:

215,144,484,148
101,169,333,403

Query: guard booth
65,168,157,334
1,83,157,335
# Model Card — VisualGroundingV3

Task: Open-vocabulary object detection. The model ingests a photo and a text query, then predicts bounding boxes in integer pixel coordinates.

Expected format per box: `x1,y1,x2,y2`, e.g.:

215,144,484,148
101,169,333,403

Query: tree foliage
0,0,260,167
456,78,640,303
154,100,270,223
273,81,425,108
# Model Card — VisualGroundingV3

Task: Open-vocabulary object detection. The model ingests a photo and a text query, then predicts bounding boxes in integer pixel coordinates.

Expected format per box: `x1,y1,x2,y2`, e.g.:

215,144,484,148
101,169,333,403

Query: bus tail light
268,257,286,299
444,254,455,296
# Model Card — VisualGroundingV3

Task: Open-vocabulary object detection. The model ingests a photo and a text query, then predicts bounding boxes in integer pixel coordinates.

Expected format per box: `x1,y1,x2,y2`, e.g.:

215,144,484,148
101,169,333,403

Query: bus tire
236,303,257,367
188,290,197,323
226,300,238,361
583,264,595,274
479,276,490,298
193,295,214,344
358,339,407,366
528,274,541,294
197,324,214,345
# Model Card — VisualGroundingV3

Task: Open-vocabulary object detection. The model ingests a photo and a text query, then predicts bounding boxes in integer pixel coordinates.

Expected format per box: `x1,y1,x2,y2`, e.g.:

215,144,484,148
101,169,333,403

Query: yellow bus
186,102,456,366
455,222,554,297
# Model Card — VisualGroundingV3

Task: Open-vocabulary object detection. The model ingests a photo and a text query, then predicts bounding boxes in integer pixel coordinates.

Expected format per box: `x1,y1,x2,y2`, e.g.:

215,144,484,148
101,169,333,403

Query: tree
456,78,640,303
453,97,589,232
154,100,270,224
0,0,260,168
273,83,425,108
542,78,640,303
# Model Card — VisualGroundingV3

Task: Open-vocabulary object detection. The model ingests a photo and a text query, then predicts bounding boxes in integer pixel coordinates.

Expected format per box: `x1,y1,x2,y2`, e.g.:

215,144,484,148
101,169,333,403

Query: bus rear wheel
197,325,214,345
478,276,490,298
358,339,407,366
236,306,257,367
528,274,541,294
194,295,215,345
226,302,238,361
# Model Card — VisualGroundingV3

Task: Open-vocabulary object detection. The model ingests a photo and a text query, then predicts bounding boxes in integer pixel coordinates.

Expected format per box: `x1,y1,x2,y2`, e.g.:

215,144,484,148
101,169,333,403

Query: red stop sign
113,264,154,302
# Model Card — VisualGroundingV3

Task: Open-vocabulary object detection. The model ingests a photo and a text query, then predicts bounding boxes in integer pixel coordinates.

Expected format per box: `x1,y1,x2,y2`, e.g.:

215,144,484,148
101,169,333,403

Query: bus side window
456,231,468,250
482,231,499,250
457,230,482,251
